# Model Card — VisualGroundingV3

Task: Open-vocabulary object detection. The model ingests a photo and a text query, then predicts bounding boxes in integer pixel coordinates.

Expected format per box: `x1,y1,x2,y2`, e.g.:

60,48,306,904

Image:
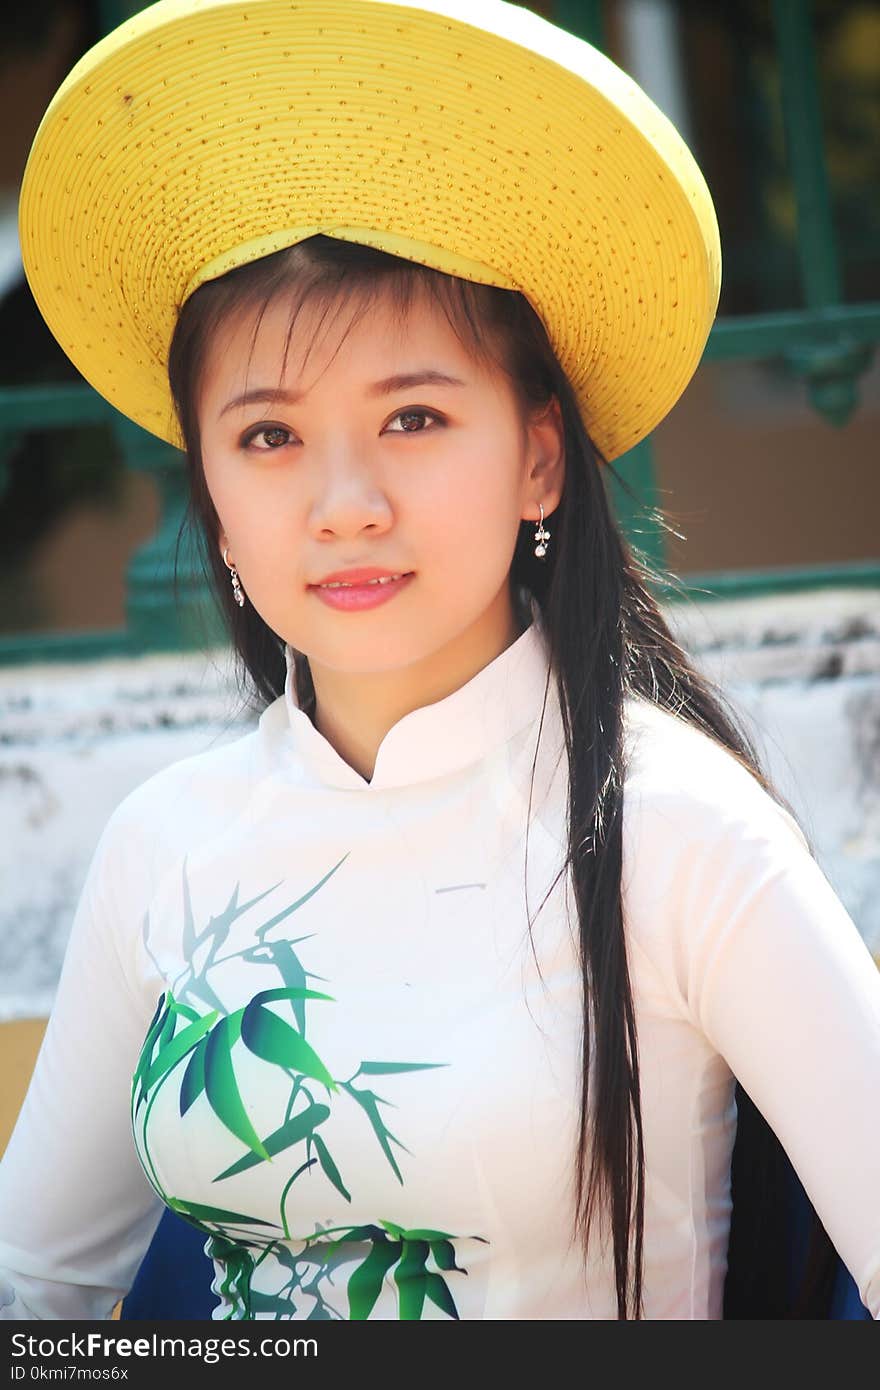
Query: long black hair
167,234,839,1318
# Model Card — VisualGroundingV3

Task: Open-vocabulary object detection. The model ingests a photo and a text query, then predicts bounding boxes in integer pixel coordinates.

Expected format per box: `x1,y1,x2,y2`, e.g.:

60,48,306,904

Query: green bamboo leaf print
385,1225,457,1242
144,991,166,1032
246,942,328,1035
339,1083,409,1183
429,1238,468,1273
141,992,166,1049
249,986,335,1009
155,997,180,1039
204,1014,271,1162
213,1102,331,1182
137,997,176,1109
132,994,168,1110
355,1061,448,1076
134,866,491,1319
167,1196,279,1229
169,998,200,1024
144,1010,219,1091
326,1223,387,1245
176,867,285,1016
424,1271,460,1320
394,1238,430,1320
310,1131,351,1203
179,1036,208,1117
256,852,350,926
379,1219,405,1238
347,1235,401,1320
241,999,337,1094
279,1159,320,1238
180,859,198,970
248,1289,303,1318
206,1233,257,1320
264,1237,361,1320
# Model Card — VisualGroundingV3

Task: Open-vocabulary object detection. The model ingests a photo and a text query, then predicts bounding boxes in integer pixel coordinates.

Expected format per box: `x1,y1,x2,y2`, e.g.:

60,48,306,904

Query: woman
1,0,878,1320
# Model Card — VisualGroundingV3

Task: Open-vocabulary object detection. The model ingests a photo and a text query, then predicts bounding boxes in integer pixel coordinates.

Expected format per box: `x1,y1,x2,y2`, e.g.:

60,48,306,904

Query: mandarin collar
278,595,553,792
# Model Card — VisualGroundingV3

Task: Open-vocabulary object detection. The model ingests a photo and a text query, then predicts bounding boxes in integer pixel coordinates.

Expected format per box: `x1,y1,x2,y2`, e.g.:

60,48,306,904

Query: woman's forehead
200,282,490,396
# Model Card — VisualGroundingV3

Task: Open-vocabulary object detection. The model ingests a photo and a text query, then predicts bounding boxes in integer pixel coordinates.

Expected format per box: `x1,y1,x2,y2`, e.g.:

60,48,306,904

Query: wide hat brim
19,0,721,462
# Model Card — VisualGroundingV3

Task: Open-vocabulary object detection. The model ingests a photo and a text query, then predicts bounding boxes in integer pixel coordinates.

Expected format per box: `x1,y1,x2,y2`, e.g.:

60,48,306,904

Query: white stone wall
1,584,878,1019
0,648,253,1020
666,587,880,960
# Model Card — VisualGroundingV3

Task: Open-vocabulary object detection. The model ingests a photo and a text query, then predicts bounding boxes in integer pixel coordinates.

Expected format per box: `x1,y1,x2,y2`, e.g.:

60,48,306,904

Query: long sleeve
0,809,164,1319
623,732,880,1319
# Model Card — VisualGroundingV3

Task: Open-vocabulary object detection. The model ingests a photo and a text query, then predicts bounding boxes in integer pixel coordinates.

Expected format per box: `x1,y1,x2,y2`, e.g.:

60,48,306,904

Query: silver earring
223,546,245,608
534,503,551,559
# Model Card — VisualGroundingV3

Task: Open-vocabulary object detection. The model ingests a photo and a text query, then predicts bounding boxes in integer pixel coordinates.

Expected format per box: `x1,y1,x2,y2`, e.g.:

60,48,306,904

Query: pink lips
308,572,415,611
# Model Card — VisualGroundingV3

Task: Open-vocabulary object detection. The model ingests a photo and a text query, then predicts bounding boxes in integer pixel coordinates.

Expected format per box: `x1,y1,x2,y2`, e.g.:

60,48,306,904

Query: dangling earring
223,546,246,608
533,502,551,559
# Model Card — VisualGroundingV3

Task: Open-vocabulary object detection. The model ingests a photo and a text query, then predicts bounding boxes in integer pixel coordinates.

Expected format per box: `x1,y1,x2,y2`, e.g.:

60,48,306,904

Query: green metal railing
0,0,876,665
560,0,879,599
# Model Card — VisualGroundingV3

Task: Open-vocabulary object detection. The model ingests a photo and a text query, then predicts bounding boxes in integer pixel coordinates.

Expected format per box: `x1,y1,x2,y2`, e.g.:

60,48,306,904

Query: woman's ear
526,396,565,515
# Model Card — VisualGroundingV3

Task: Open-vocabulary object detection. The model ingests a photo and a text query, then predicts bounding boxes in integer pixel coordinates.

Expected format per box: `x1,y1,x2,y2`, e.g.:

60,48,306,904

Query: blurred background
1,1,878,1150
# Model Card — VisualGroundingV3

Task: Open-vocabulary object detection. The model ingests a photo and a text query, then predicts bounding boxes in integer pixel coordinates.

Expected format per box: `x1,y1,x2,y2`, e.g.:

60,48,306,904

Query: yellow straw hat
18,0,721,462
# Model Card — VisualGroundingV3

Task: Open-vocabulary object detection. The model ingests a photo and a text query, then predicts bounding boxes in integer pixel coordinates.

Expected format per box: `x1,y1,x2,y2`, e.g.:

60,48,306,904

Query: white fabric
1,601,878,1320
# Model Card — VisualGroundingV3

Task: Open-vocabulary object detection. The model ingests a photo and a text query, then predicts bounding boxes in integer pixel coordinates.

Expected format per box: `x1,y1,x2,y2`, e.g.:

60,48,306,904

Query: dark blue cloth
723,1081,871,1320
787,1161,871,1320
120,1209,217,1320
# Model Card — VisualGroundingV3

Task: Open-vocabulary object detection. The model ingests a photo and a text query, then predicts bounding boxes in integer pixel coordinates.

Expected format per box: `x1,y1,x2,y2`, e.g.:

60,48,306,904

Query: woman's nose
308,454,394,537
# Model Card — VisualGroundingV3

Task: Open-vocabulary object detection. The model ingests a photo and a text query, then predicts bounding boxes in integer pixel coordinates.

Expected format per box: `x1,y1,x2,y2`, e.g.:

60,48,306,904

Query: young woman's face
197,283,563,680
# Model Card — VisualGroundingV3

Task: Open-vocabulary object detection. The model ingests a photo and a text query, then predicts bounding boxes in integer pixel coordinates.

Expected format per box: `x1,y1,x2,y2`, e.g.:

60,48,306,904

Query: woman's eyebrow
219,369,468,418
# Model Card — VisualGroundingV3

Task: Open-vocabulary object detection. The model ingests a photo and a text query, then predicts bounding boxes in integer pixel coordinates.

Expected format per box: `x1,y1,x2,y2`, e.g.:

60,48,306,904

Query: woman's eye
241,424,294,450
385,408,444,434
